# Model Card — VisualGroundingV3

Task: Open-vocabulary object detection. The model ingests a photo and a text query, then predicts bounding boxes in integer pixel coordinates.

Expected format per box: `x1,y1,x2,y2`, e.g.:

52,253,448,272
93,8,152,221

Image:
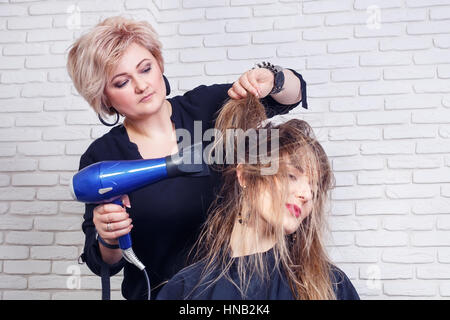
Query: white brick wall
0,0,449,300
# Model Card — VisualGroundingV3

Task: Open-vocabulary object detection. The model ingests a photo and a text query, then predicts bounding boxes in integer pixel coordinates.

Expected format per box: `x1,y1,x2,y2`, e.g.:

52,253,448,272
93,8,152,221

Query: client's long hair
191,95,336,300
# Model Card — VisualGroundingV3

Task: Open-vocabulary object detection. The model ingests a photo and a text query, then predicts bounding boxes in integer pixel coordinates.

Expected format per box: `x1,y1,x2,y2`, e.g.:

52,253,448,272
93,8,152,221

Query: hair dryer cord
122,248,151,300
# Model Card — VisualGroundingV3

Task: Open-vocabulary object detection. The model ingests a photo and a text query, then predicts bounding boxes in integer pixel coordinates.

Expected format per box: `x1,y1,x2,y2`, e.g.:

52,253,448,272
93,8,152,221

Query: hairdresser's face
104,42,166,120
259,164,313,235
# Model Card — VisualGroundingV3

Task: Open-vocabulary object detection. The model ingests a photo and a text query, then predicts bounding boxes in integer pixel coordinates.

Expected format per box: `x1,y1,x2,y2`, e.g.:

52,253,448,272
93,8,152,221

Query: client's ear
236,164,246,188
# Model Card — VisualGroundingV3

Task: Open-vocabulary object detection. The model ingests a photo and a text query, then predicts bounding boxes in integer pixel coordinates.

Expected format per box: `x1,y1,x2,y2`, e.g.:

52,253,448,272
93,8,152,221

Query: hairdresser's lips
286,203,301,218
140,92,153,103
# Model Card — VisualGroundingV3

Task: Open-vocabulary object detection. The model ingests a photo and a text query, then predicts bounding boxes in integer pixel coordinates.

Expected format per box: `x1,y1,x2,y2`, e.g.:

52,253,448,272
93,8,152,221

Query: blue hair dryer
69,143,203,272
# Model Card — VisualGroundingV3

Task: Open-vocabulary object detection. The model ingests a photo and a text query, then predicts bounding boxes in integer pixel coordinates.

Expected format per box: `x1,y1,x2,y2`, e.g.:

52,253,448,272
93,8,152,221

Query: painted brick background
0,0,449,300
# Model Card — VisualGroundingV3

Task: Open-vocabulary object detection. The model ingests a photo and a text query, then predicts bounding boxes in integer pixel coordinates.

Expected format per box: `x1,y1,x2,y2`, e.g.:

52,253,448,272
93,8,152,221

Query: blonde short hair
67,16,164,116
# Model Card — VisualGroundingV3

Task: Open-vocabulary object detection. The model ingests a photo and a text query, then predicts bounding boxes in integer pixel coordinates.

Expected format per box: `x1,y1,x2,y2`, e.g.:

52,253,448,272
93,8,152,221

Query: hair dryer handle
111,198,132,250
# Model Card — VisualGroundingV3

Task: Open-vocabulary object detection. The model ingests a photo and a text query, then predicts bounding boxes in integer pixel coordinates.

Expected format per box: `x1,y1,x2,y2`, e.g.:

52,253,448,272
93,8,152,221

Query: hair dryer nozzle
165,142,204,177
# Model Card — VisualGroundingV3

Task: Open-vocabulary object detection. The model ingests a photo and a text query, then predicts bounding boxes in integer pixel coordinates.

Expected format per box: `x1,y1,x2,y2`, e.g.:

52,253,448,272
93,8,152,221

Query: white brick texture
0,0,449,300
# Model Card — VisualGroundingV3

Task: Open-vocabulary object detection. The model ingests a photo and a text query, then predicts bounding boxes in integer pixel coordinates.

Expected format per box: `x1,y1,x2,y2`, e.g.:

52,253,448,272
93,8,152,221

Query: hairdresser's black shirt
79,72,307,300
156,248,360,300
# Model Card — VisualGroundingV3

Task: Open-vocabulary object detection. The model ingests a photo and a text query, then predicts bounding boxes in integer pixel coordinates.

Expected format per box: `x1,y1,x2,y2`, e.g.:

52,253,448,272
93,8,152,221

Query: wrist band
254,61,285,95
97,233,119,249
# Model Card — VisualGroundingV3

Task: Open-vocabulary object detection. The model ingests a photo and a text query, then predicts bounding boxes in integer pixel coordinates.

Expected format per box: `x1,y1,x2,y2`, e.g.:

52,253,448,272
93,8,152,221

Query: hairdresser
66,16,307,300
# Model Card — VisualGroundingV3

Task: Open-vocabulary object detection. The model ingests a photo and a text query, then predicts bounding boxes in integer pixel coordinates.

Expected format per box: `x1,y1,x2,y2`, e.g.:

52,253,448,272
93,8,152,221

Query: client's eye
288,174,297,181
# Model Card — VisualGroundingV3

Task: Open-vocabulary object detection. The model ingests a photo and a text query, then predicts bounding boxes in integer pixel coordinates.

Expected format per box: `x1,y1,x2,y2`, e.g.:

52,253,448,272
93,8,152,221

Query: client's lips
286,203,301,218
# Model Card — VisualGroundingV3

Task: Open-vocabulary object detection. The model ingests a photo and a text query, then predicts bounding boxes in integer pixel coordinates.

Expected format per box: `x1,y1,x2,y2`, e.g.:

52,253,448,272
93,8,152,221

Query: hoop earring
98,108,120,127
163,75,170,96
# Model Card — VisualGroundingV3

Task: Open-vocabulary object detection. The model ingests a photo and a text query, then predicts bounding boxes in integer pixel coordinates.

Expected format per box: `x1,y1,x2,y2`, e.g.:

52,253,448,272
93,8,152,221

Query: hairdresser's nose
135,77,149,94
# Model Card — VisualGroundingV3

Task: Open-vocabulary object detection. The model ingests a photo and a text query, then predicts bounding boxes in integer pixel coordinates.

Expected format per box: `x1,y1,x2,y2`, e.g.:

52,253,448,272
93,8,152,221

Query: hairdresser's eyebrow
110,58,151,82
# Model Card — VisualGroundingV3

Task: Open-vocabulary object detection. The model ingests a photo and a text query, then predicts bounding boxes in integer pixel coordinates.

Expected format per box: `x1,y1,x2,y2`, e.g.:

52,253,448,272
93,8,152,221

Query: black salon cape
156,248,360,300
78,72,307,300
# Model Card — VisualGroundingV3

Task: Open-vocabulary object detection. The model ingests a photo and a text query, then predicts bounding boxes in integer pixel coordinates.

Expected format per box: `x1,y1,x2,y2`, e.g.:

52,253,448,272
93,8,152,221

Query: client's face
258,163,313,235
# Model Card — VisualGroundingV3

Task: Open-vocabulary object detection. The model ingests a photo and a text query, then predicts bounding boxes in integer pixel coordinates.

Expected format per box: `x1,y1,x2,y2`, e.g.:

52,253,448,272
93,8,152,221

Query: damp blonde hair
66,16,163,117
191,94,337,300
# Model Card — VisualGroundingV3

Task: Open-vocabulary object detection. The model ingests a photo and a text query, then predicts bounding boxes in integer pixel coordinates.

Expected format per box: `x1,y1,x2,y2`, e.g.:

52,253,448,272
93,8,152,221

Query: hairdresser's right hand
93,194,133,246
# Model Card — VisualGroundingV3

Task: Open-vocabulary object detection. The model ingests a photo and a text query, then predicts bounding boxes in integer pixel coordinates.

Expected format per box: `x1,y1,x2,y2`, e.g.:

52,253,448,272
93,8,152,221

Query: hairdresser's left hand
228,68,274,100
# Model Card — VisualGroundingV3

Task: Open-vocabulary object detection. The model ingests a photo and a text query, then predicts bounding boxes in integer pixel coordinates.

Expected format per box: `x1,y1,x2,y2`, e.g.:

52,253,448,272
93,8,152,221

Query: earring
238,212,247,224
98,107,120,127
238,184,248,224
163,75,170,96
288,232,297,246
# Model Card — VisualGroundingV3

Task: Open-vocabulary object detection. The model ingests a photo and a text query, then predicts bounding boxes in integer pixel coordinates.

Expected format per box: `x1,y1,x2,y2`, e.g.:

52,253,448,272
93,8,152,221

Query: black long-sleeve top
78,72,307,300
156,248,360,300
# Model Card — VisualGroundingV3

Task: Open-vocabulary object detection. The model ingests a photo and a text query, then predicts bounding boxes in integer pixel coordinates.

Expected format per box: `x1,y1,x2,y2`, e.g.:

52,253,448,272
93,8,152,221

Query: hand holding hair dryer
69,143,203,298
